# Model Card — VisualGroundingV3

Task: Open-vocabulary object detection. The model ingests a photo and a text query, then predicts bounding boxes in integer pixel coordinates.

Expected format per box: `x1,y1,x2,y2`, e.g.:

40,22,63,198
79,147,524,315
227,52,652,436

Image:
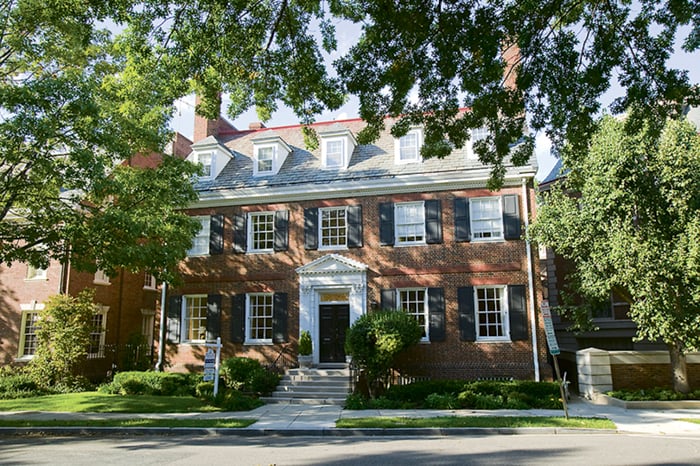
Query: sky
170,20,700,182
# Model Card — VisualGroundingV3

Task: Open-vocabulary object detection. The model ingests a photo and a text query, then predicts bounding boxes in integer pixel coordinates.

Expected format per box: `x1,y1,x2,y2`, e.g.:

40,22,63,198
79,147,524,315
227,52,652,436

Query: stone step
269,390,346,399
275,385,350,394
281,375,351,383
260,396,346,405
286,368,350,377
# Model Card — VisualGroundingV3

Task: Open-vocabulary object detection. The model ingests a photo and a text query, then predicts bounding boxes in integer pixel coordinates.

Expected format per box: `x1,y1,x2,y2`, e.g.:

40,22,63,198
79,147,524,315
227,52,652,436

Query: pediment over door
296,254,368,276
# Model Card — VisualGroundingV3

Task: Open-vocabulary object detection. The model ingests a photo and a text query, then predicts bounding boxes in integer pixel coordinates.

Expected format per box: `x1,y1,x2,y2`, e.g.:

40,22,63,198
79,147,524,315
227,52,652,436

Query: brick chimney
193,94,237,142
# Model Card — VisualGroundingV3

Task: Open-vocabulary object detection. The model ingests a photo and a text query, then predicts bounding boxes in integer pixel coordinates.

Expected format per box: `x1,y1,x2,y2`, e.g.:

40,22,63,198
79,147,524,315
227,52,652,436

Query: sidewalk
1,397,699,437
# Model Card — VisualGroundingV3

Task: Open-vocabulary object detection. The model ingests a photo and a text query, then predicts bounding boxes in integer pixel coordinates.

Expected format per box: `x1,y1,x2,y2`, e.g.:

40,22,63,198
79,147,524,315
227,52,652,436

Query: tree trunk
668,341,690,394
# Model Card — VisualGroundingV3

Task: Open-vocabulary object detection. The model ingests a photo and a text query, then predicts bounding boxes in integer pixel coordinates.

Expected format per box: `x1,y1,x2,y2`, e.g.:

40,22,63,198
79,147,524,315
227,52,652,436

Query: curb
0,426,618,437
591,394,700,410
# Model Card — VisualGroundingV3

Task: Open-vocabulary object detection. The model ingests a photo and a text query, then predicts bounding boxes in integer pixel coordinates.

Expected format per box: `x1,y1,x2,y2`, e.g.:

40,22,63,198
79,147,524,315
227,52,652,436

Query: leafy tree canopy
0,0,200,280
531,116,700,392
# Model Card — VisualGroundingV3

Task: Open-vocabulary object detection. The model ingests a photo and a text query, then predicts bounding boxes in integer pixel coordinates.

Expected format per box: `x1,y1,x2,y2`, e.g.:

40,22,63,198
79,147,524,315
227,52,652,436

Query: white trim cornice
191,170,536,208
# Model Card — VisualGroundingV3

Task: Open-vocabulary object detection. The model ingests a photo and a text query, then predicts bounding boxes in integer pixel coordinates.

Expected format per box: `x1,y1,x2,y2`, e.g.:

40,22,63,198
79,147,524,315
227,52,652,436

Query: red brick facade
165,114,553,382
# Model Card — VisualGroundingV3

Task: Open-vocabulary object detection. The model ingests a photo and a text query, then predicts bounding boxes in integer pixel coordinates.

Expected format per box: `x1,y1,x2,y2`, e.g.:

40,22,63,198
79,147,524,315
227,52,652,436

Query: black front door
319,304,350,363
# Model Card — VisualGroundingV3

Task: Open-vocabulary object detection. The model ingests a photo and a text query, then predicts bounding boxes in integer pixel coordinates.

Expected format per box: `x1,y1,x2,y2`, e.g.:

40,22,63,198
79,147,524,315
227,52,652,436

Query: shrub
344,310,422,398
298,330,312,356
220,357,280,395
195,382,215,399
474,393,504,409
0,368,49,399
609,388,700,401
105,371,199,396
425,393,459,409
385,380,467,403
212,389,264,411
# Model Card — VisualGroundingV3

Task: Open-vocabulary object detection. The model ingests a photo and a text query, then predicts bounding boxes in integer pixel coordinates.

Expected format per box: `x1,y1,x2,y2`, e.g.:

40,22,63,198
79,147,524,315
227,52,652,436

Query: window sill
15,355,34,362
394,242,427,247
93,281,111,286
24,277,48,282
244,341,273,346
318,246,349,251
471,238,505,243
247,250,274,255
476,338,512,344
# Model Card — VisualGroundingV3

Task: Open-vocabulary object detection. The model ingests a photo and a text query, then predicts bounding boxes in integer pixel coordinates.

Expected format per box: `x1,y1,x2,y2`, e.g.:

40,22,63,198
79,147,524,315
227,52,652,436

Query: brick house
0,135,192,380
165,110,552,382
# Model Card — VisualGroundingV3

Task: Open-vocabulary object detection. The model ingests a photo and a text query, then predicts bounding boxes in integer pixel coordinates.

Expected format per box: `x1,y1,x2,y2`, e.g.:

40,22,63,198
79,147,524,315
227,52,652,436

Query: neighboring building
537,161,700,393
0,135,192,380
164,109,552,382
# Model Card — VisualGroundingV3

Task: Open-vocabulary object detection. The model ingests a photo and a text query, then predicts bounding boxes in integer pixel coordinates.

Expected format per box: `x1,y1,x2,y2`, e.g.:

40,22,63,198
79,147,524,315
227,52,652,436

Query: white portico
296,254,368,365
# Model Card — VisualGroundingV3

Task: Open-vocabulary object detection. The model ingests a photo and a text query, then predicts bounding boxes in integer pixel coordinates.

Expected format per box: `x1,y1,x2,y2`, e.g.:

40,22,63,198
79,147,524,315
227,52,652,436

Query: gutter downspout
156,281,167,371
523,177,540,381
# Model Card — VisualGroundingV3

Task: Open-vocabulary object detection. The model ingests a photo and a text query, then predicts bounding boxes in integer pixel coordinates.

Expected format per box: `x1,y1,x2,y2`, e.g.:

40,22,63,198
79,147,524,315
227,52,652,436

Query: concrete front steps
263,364,351,405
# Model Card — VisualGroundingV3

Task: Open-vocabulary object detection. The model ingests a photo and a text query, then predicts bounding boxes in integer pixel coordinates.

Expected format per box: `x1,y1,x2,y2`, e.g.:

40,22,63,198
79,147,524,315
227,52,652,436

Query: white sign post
203,336,222,396
541,301,568,419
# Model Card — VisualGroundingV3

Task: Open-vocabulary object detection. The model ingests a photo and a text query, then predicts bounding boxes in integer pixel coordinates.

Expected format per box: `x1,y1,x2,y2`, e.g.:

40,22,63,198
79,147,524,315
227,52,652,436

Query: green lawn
681,418,700,425
0,392,221,413
0,418,255,428
336,416,616,429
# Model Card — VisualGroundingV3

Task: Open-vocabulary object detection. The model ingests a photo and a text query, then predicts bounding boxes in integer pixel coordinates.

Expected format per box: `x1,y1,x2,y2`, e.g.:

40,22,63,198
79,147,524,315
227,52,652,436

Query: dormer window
251,132,291,176
319,124,356,170
254,145,275,175
188,135,233,181
197,152,213,178
467,127,491,160
395,129,422,164
324,138,345,168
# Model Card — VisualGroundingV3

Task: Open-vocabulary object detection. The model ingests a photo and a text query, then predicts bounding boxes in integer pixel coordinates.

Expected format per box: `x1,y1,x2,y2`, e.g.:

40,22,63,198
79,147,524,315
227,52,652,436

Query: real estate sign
540,301,560,356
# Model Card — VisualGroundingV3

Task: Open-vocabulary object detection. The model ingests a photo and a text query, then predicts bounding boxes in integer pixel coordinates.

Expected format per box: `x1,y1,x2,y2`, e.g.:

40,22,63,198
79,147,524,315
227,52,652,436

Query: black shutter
380,289,396,311
272,292,288,343
379,202,395,246
274,210,289,251
425,200,443,244
209,214,224,255
166,295,182,343
230,294,246,343
304,208,318,250
454,198,471,242
508,284,528,341
206,294,222,340
233,214,247,253
503,194,522,240
458,287,476,341
347,205,363,248
428,287,445,342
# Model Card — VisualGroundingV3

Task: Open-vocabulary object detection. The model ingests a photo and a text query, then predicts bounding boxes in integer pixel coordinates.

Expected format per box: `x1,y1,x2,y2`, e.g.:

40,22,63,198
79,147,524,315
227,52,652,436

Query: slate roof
192,116,537,194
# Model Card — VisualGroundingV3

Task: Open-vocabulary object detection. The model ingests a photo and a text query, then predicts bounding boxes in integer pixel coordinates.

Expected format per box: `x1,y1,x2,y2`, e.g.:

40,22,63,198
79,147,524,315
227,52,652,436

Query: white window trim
318,206,348,251
181,294,207,344
143,273,157,290
394,128,423,164
398,288,429,342
195,151,215,180
322,137,347,169
469,197,504,242
474,285,510,342
25,264,47,281
247,211,275,253
467,127,491,160
94,269,111,285
88,305,109,358
187,215,211,257
17,302,44,360
253,144,276,176
395,201,426,246
245,293,274,345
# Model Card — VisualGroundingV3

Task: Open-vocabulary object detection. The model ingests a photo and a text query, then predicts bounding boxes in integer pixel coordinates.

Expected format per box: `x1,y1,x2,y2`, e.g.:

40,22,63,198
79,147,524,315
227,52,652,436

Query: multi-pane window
256,146,274,174
248,212,275,252
246,293,274,343
88,311,107,358
470,197,503,240
324,139,344,168
144,273,157,290
19,312,40,358
198,153,213,178
187,216,210,256
26,265,47,280
476,286,508,340
183,295,207,342
468,127,490,159
395,202,425,244
320,207,347,249
399,288,428,340
397,130,421,163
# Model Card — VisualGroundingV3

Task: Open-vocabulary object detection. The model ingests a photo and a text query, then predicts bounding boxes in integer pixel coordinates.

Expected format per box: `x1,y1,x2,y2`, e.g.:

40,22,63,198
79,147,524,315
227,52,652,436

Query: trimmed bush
212,389,264,411
425,393,459,409
101,371,199,396
0,368,49,399
220,357,280,395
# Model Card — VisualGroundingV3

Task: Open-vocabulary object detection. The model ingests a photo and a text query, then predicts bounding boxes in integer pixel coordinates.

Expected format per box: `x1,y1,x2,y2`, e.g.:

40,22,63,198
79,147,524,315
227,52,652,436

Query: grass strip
336,416,615,429
0,418,255,428
680,419,700,425
0,393,221,413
